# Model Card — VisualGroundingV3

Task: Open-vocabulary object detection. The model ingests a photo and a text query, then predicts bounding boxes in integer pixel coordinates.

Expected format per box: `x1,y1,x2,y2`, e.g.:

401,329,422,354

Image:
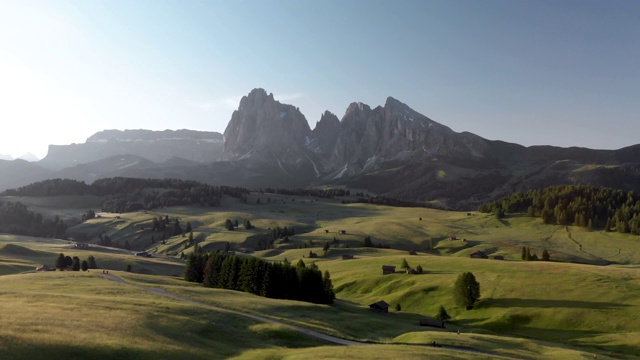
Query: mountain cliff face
40,129,223,170
222,89,312,167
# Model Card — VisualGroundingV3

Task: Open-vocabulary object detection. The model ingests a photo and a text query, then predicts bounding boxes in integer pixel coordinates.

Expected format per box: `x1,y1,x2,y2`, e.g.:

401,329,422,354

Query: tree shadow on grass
476,298,630,310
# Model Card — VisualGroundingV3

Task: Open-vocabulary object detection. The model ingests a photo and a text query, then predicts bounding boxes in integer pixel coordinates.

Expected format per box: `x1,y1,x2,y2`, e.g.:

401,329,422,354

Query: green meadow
1,193,639,359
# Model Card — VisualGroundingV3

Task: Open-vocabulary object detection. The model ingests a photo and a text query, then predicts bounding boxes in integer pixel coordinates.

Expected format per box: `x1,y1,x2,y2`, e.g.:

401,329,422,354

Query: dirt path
565,227,610,265
102,273,363,345
101,273,524,359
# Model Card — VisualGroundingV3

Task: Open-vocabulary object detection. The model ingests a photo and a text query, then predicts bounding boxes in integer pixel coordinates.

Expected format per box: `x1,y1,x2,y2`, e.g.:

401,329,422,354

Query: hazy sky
1,0,638,159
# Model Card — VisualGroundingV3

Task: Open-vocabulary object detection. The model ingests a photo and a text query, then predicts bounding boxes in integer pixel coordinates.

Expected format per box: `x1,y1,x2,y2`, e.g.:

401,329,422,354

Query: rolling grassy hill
1,193,639,358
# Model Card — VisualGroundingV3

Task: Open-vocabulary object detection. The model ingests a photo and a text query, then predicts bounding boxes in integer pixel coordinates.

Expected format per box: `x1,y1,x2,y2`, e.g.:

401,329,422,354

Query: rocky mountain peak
222,88,311,163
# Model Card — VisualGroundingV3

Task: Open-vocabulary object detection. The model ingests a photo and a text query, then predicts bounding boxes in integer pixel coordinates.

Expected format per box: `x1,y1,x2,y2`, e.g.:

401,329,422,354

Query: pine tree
400,258,409,269
521,246,526,261
322,270,335,304
416,265,424,274
395,303,402,311
542,249,550,261
363,236,373,247
55,253,66,271
435,305,451,322
86,255,98,269
225,219,234,231
71,256,80,271
81,260,89,271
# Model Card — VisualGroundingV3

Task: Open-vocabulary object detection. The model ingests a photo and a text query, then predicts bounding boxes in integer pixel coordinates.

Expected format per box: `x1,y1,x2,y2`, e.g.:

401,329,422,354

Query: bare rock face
40,129,223,170
319,96,489,179
222,88,312,166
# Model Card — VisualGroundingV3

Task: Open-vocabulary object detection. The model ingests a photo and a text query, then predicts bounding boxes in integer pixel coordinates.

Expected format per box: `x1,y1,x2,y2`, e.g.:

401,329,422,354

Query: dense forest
0,200,67,238
184,252,335,305
479,185,640,234
1,178,250,213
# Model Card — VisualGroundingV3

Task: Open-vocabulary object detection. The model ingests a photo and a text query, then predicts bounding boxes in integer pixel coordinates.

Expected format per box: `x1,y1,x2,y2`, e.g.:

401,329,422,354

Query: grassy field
0,271,329,360
2,193,640,358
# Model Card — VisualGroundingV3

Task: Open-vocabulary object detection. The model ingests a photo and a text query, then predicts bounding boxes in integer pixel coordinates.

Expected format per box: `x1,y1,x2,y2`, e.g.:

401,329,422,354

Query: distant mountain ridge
3,88,640,209
40,129,223,169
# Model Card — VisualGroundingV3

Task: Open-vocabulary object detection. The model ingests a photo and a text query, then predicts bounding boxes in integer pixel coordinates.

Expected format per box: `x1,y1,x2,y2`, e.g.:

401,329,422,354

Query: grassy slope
3,194,640,358
0,271,329,360
58,193,640,266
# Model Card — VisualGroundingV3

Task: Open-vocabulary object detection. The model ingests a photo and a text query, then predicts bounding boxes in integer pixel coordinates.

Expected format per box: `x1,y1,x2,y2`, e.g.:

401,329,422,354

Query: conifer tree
71,256,80,271
453,272,481,309
55,253,66,271
400,258,409,269
87,255,97,269
436,305,451,322
542,249,550,261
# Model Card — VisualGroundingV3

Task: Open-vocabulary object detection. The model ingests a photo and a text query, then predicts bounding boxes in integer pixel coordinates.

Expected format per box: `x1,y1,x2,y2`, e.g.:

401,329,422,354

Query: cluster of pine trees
184,252,335,305
0,200,67,238
55,253,97,271
479,185,640,234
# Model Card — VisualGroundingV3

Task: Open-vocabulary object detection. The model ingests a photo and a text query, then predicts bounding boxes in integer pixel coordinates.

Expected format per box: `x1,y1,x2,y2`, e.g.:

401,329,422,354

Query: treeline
350,195,427,208
261,188,350,198
2,177,251,213
479,185,640,234
0,200,66,237
184,252,335,305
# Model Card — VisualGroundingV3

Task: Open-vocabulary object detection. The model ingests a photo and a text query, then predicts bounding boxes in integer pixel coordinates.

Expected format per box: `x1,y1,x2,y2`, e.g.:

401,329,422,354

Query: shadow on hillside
477,298,629,310
0,335,203,360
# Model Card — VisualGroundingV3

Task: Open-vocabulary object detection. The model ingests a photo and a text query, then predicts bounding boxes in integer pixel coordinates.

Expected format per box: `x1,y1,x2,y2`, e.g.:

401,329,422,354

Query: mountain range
2,88,640,209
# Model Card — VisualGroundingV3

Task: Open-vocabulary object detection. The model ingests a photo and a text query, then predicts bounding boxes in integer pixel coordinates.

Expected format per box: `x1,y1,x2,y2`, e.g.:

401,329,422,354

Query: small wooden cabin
382,265,396,275
369,300,389,313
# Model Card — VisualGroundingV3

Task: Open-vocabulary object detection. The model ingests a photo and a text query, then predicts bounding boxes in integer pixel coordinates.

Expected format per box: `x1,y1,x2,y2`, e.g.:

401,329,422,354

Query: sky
0,0,639,159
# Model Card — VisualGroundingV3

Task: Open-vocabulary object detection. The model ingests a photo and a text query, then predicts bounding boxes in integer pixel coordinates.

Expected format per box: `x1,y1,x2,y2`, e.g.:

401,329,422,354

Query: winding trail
565,227,610,265
101,273,523,359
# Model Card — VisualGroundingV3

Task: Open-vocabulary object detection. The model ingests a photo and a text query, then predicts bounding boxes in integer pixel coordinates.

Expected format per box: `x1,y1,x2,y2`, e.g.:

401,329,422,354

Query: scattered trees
55,253,97,271
453,272,481,309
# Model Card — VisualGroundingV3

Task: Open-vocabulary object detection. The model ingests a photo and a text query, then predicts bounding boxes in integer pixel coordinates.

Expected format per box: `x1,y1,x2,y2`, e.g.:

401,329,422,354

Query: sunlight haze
1,0,638,159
